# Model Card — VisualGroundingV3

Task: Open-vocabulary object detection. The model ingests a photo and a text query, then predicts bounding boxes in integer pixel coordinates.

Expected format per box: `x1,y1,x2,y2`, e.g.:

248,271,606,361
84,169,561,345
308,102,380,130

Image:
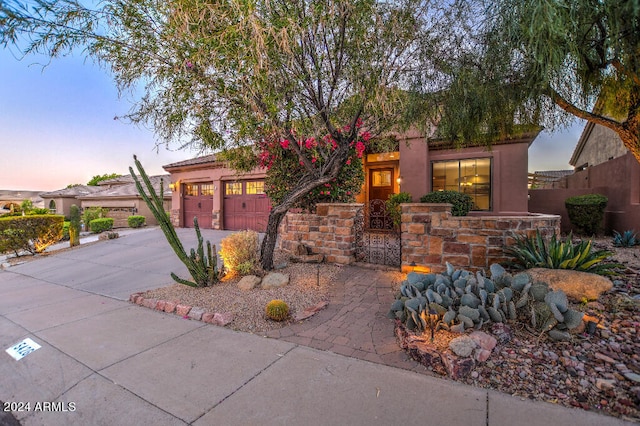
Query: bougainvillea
259,123,368,212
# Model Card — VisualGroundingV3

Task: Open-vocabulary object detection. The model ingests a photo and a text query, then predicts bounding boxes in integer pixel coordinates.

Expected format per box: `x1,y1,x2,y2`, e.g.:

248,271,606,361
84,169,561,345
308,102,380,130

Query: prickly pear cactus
389,262,585,339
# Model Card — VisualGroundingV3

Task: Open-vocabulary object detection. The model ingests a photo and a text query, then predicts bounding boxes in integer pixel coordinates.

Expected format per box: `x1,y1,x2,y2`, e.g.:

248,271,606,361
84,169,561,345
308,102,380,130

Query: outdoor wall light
169,182,177,192
396,176,403,185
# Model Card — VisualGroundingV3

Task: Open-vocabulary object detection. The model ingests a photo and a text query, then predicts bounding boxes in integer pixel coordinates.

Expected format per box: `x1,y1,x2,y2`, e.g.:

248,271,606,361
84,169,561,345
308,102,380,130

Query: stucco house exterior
163,130,539,232
40,176,171,227
529,122,640,233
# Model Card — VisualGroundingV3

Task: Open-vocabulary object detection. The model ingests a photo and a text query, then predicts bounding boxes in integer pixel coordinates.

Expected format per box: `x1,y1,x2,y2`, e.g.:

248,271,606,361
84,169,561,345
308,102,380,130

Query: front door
368,168,394,229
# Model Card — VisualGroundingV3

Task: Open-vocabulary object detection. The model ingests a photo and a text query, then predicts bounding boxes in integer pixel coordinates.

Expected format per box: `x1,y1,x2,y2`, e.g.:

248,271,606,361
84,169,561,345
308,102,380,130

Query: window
185,183,198,196
246,181,265,195
48,200,56,214
225,182,242,195
432,158,491,211
371,170,392,187
200,184,214,196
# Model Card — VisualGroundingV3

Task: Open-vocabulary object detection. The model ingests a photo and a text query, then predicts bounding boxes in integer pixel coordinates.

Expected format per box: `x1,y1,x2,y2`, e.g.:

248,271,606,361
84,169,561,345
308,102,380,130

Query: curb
128,293,233,326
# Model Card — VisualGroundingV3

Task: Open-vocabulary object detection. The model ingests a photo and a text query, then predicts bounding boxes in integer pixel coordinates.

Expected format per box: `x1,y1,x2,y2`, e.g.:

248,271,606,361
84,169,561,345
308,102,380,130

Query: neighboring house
163,130,539,232
529,122,640,233
77,175,171,228
40,186,102,218
0,190,44,212
40,176,171,227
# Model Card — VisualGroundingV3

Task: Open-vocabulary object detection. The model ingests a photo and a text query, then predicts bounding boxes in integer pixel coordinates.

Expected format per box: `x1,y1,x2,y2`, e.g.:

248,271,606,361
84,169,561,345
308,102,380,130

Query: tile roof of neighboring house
78,175,171,199
98,175,134,186
163,154,219,170
40,185,103,198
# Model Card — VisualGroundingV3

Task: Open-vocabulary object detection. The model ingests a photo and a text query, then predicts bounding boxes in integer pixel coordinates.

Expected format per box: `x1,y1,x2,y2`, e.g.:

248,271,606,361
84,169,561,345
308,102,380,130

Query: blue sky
0,47,583,191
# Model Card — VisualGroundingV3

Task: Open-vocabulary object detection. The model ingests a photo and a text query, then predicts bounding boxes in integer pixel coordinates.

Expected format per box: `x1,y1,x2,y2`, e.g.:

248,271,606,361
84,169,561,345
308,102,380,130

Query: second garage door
223,180,270,232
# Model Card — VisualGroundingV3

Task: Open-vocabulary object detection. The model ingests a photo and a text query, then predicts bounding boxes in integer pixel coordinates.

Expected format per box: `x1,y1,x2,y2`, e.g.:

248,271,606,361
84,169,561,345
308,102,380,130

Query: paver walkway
267,265,425,373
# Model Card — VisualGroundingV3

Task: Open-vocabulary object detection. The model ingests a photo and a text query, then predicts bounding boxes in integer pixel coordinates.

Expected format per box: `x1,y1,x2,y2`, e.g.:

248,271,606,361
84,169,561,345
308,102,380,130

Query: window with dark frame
431,158,492,211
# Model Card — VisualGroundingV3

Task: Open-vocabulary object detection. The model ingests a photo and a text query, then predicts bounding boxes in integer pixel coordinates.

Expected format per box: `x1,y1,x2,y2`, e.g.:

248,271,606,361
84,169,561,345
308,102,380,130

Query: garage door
223,180,270,232
183,182,214,228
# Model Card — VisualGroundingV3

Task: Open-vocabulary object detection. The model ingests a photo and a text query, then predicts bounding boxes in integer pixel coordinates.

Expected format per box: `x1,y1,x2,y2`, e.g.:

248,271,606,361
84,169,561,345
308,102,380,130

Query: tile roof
79,175,171,199
163,154,218,170
40,185,103,198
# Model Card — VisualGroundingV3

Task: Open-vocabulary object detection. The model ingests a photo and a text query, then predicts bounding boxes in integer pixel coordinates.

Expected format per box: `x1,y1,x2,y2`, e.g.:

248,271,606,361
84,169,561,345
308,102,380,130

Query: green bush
420,190,473,216
69,205,81,247
386,192,413,229
504,230,619,276
62,221,70,240
27,208,51,215
82,207,106,228
565,194,607,236
89,218,114,233
127,215,146,228
0,215,64,255
219,230,259,276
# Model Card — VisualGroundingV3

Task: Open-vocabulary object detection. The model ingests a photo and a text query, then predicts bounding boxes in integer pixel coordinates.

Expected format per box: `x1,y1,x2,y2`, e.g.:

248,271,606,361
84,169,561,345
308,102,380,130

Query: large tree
432,0,640,163
1,0,438,269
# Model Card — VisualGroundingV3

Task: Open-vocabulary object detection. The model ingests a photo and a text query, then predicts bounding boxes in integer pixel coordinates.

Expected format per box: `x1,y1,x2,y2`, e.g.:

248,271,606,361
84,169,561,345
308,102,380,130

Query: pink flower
355,141,366,158
326,191,330,195
355,118,363,128
311,157,317,163
280,139,289,149
185,61,193,69
299,161,304,165
342,124,351,132
347,191,351,195
320,191,324,195
324,183,331,187
346,159,351,165
361,131,371,142
304,137,317,149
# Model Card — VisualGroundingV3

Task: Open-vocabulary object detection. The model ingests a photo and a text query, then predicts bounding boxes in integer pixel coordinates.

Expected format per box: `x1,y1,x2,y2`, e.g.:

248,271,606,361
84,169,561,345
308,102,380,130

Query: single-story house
0,190,44,212
529,122,640,233
163,130,540,232
40,176,171,227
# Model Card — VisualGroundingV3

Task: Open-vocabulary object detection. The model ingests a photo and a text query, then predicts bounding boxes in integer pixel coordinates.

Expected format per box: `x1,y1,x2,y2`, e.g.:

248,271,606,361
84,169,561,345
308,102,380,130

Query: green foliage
127,215,146,228
504,231,619,276
386,192,413,229
89,218,114,233
82,207,106,227
265,300,289,322
69,205,81,246
20,200,33,213
62,221,70,240
420,190,473,216
131,155,220,287
613,230,639,247
389,262,584,338
219,230,259,277
565,194,608,236
0,215,64,255
87,173,121,186
28,208,50,215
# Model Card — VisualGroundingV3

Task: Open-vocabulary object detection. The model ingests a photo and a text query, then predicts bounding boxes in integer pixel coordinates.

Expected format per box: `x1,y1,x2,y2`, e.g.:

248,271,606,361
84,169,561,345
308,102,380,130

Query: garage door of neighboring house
223,180,270,232
183,183,214,228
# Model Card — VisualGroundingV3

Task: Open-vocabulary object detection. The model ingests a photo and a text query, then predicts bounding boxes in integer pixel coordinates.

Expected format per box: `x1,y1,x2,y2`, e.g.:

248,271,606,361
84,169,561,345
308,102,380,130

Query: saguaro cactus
69,205,81,247
130,155,219,287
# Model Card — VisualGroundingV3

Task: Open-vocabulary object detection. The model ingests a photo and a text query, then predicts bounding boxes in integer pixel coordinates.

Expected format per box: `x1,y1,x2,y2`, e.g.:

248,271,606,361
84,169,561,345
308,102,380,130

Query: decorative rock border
129,293,233,326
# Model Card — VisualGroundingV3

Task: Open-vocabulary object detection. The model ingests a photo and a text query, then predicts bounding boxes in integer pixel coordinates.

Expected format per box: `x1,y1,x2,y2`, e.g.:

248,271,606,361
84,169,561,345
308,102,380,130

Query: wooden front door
368,168,394,229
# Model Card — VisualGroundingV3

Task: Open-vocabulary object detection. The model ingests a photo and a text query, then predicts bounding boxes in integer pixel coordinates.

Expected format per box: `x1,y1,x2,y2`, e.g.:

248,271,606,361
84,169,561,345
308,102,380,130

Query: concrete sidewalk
0,228,632,425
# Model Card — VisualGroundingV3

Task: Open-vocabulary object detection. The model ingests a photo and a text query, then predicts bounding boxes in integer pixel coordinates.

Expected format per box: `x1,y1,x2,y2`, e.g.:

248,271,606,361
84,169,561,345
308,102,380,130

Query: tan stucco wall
573,125,628,167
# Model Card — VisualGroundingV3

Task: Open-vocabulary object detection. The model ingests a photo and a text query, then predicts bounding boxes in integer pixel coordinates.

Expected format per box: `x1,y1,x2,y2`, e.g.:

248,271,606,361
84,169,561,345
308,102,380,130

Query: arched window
48,200,57,214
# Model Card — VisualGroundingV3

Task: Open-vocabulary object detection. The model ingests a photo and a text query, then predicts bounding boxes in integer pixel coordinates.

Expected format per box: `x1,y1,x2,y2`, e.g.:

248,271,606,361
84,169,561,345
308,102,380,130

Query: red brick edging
129,293,233,326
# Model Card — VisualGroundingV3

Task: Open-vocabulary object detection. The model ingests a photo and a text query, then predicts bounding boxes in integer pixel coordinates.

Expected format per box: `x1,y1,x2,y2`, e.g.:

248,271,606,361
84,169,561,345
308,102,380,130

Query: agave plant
505,230,619,276
613,230,639,247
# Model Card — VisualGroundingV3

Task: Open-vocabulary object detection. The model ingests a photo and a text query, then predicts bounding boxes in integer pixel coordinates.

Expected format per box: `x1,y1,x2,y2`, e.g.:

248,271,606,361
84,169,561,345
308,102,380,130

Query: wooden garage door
223,180,270,232
183,183,214,229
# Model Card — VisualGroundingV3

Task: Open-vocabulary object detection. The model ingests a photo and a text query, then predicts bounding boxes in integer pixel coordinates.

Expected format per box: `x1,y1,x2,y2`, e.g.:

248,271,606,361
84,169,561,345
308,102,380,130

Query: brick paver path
266,265,427,373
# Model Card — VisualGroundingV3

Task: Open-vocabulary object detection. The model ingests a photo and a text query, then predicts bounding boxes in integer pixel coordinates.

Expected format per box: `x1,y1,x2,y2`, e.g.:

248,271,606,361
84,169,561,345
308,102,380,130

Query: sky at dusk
1,47,584,192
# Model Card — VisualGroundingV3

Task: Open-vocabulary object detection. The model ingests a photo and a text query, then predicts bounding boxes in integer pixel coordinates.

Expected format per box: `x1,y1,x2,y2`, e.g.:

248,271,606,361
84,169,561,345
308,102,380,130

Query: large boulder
527,268,612,301
261,272,290,289
237,275,261,291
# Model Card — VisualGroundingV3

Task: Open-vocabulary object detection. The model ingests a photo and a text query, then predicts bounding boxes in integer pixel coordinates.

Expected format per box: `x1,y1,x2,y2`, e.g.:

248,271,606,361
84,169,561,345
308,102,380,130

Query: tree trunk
260,209,287,270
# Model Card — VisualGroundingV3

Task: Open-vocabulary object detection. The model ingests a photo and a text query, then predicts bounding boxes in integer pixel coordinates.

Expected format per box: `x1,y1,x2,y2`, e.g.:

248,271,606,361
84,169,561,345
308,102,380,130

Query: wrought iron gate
354,201,401,267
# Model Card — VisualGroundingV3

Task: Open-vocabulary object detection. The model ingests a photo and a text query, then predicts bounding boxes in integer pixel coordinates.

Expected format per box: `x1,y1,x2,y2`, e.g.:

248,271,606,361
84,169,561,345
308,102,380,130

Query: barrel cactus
265,299,290,322
389,262,585,340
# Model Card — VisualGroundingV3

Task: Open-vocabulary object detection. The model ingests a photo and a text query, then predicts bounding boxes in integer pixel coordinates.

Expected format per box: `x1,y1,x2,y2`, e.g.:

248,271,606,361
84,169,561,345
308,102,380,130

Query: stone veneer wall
278,203,362,264
400,204,560,273
277,203,561,272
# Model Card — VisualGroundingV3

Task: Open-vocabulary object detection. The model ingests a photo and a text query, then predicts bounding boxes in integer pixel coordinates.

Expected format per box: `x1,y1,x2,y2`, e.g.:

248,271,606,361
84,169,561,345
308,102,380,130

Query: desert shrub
386,192,413,229
219,230,259,276
265,300,289,321
504,230,619,276
565,193,607,236
127,215,146,228
420,190,473,216
0,215,64,255
89,218,114,233
82,207,106,228
613,230,639,247
62,221,70,240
